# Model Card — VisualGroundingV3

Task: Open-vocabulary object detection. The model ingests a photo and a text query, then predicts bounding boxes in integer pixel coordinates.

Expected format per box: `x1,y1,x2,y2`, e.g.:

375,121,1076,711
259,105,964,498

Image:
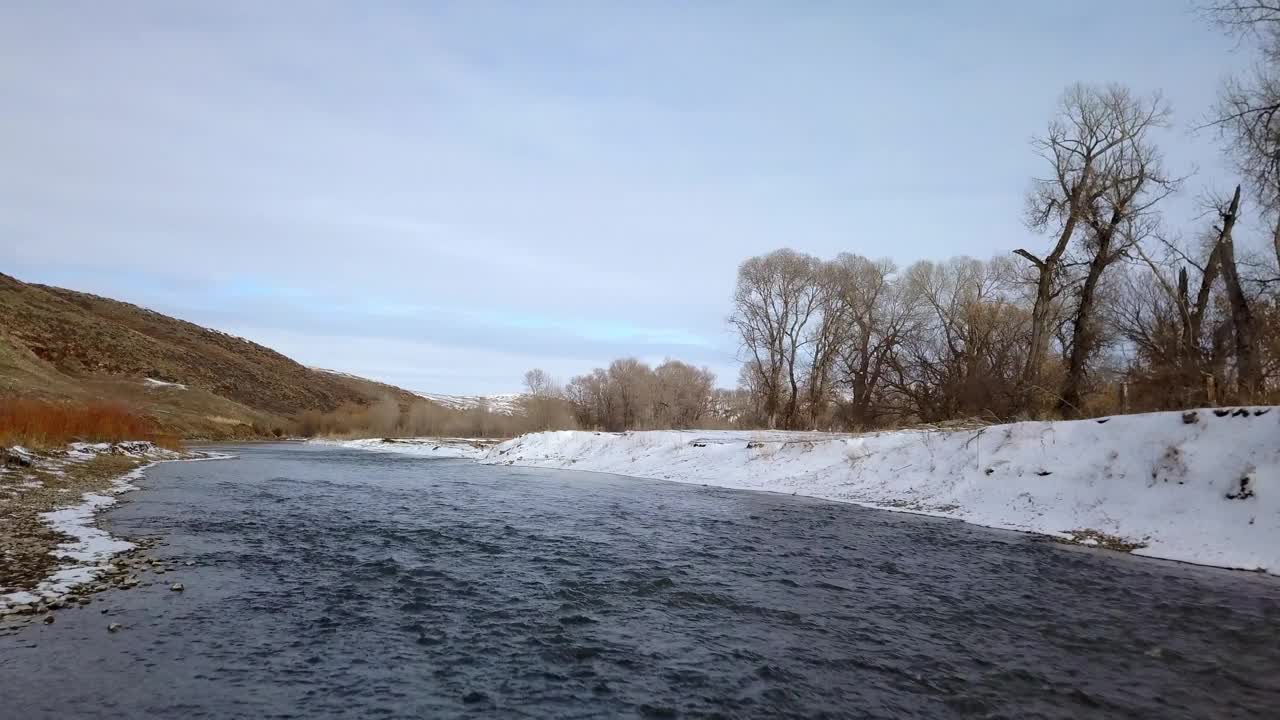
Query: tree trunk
1017,208,1079,416
1217,186,1262,400
1060,211,1121,417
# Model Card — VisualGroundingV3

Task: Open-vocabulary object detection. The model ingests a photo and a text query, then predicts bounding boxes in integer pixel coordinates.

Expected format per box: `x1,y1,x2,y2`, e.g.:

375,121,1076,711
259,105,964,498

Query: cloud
0,0,1250,392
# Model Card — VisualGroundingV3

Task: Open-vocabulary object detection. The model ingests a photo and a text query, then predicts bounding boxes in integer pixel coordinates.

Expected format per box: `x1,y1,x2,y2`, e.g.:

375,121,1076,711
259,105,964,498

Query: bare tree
730,249,825,428
1017,84,1166,414
605,358,654,430
827,254,910,428
366,396,402,436
1058,90,1177,416
1204,0,1280,272
653,360,715,428
522,368,569,431
887,258,1028,422
1213,186,1266,397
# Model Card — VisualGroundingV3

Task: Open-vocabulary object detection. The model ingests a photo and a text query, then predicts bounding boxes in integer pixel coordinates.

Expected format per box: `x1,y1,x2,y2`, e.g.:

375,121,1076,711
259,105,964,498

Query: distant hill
0,272,419,438
307,370,522,416
412,391,523,416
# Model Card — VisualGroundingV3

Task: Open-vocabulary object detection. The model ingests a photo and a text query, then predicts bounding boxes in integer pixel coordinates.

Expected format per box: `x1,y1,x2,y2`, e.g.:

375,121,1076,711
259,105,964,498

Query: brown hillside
0,272,418,437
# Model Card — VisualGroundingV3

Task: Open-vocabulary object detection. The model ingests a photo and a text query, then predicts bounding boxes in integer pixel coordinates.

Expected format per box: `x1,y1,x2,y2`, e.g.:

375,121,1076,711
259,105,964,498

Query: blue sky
0,1,1260,393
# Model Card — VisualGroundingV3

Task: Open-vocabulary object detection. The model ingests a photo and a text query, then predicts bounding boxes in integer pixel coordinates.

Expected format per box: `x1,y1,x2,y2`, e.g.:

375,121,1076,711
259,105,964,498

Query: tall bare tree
1204,0,1280,272
522,368,568,431
730,249,824,429
1058,90,1176,415
828,254,910,428
1213,186,1266,397
653,360,716,428
1017,84,1165,414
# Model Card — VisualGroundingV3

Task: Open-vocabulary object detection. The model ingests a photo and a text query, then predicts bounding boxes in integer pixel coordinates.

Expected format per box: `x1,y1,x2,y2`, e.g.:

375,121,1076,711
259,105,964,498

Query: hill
411,391,523,415
0,272,418,438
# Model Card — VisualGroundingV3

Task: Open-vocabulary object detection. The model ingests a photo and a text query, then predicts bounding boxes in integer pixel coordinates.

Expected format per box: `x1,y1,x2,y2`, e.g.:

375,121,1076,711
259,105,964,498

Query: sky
0,1,1261,394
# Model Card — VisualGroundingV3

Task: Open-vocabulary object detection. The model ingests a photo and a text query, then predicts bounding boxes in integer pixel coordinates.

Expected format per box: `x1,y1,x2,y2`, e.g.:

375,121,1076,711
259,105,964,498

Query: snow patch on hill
479,409,1280,574
412,392,523,416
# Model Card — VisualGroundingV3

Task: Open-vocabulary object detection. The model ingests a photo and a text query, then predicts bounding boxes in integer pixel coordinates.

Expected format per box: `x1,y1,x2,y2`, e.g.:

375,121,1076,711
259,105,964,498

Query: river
1,443,1278,718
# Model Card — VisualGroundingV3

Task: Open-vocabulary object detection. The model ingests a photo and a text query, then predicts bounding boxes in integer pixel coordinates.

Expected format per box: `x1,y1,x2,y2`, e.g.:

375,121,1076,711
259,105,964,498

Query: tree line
539,5,1280,433
728,77,1278,429
306,4,1280,438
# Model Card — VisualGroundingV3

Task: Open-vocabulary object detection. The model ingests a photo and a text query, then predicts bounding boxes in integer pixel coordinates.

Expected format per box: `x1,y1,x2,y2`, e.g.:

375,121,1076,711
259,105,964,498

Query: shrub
0,398,178,449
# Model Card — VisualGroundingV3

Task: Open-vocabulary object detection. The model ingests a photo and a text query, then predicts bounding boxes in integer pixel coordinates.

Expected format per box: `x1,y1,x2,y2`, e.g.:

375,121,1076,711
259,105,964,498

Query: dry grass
0,398,180,450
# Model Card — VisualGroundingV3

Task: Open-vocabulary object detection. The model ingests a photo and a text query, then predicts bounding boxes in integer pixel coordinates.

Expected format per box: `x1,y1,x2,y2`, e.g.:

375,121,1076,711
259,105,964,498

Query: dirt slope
0,273,416,437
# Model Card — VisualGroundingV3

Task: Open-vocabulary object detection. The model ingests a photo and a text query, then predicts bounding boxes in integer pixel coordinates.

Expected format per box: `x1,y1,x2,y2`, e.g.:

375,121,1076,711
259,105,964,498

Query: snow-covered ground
311,437,495,459
338,409,1280,574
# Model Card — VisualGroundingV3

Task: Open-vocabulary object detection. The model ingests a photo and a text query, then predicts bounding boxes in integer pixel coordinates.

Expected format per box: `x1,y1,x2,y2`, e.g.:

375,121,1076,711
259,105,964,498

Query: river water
1,443,1278,718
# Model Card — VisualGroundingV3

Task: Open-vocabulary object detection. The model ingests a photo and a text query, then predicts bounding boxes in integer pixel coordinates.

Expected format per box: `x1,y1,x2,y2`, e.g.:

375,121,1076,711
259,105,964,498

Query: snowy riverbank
309,436,496,459
0,442,232,617
334,409,1279,574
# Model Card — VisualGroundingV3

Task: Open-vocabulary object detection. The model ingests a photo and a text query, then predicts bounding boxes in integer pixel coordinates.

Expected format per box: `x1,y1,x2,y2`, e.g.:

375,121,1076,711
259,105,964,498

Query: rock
1181,411,1199,424
78,596,91,605
13,605,34,615
170,583,184,592
107,623,123,632
1,448,34,468
47,600,64,610
100,608,109,614
42,614,54,625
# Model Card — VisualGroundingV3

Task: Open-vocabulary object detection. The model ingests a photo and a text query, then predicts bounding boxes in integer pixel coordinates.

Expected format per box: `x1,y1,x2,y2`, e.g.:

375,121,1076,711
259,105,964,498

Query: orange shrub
0,398,177,449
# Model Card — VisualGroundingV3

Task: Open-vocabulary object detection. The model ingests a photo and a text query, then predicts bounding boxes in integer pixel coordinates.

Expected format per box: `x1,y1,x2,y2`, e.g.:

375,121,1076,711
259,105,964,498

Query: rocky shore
0,441,225,624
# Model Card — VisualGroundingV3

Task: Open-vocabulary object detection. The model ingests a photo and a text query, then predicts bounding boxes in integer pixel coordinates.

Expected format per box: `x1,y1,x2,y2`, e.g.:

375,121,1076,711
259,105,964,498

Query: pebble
170,583,184,592
42,615,54,625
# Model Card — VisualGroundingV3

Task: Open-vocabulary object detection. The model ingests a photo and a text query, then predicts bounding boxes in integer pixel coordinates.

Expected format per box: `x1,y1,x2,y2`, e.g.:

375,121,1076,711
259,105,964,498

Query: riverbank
0,442,227,618
310,436,497,459
331,408,1279,574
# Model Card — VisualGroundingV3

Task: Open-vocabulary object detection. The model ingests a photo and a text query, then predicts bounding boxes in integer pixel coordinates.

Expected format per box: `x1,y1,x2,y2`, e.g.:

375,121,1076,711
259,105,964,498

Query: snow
3,591,39,606
312,437,490,459
310,367,524,414
41,470,145,564
1,442,235,612
143,377,187,390
412,392,523,416
463,409,1279,574
310,367,367,382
